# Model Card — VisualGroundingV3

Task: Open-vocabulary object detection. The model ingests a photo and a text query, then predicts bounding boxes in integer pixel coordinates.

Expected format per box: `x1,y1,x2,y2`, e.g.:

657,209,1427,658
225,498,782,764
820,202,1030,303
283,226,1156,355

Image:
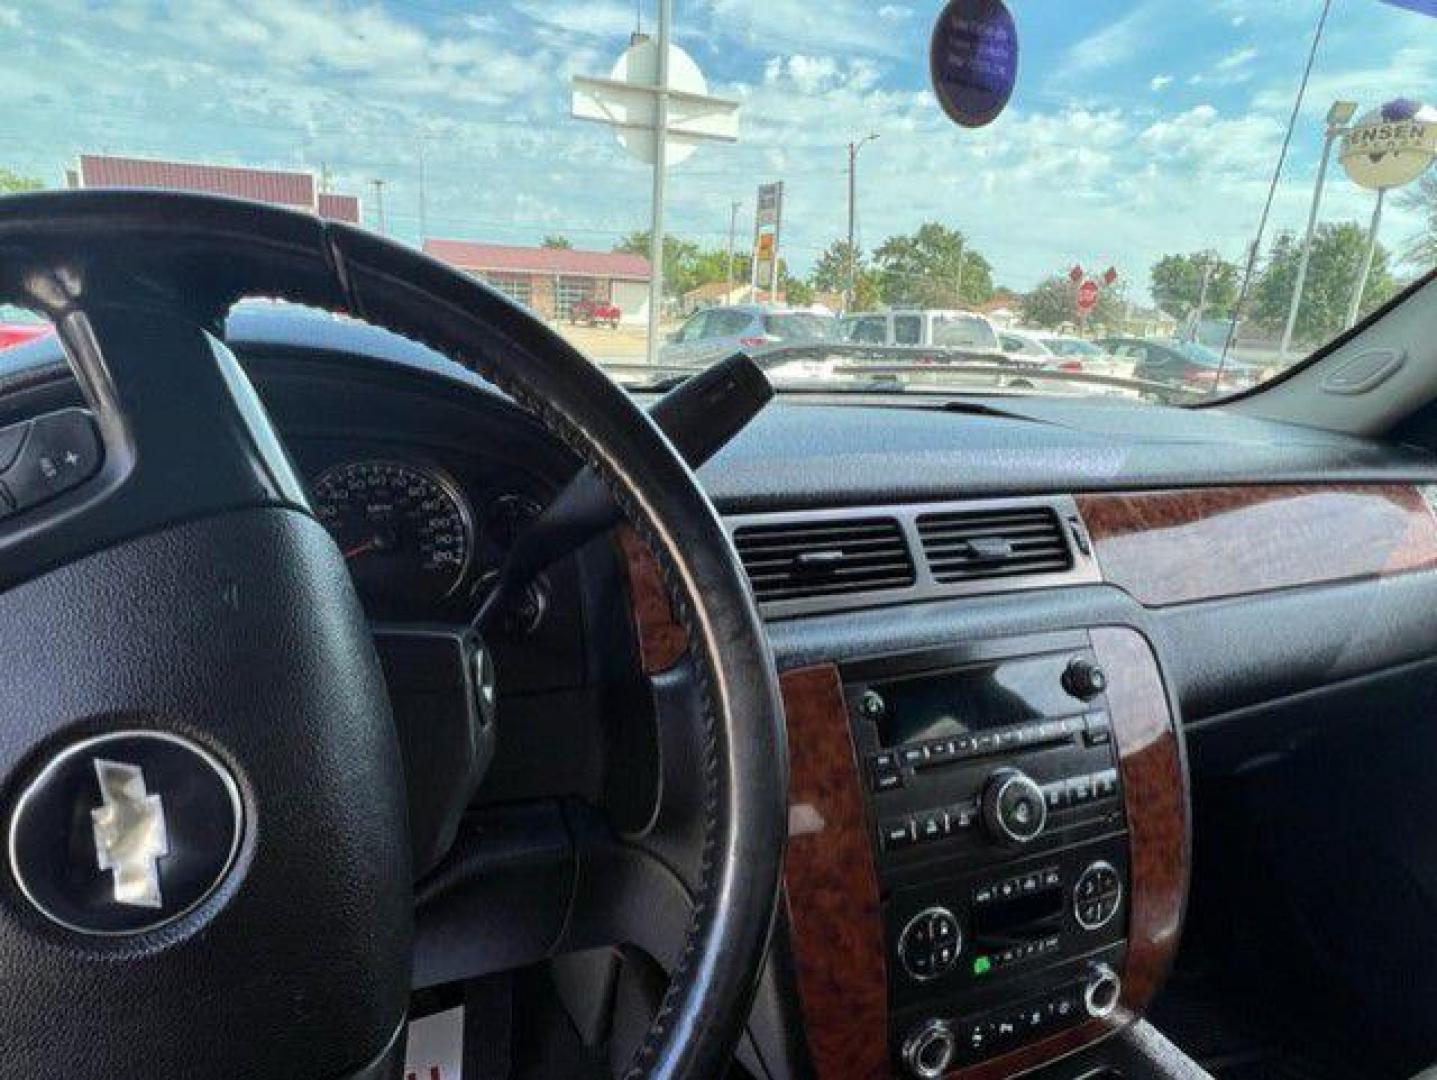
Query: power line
1219,0,1333,368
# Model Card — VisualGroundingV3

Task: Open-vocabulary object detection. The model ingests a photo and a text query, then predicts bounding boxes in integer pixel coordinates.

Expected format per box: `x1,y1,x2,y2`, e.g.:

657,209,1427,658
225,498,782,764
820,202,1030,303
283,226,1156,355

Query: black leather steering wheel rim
0,190,787,1080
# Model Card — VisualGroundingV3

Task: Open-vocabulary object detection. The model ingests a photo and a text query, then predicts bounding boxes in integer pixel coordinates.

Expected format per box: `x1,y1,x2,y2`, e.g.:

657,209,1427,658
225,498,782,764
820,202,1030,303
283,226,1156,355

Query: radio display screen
872,654,1077,747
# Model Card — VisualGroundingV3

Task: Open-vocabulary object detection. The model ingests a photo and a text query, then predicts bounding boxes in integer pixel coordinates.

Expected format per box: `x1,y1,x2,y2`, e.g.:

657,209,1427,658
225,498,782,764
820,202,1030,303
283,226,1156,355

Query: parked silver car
660,306,838,368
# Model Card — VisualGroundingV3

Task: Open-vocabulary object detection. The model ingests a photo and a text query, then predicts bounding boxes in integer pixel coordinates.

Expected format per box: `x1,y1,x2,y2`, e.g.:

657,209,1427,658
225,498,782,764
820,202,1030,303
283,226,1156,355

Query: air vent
734,517,915,603
917,505,1071,583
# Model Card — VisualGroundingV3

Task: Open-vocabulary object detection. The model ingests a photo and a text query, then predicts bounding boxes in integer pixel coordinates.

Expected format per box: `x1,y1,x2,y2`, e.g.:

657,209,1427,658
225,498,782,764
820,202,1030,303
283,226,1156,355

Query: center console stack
842,630,1138,1078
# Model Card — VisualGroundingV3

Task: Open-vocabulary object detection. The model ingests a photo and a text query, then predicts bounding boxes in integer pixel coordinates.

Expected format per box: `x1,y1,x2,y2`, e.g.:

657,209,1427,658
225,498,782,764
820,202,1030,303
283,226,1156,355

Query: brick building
69,154,361,223
423,239,651,324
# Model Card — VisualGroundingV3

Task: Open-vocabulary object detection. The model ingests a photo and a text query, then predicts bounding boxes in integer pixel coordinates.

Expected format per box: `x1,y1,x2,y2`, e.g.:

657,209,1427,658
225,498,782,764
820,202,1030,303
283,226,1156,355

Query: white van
839,309,1001,353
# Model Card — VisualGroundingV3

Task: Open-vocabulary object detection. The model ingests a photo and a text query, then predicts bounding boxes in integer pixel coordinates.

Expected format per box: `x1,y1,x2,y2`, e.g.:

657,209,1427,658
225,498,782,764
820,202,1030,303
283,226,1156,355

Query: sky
2,0,1435,301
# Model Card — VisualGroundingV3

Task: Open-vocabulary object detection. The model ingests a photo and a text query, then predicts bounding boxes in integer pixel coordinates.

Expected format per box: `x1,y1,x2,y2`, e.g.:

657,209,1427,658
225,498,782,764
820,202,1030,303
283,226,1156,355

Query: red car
0,321,51,350
570,297,621,328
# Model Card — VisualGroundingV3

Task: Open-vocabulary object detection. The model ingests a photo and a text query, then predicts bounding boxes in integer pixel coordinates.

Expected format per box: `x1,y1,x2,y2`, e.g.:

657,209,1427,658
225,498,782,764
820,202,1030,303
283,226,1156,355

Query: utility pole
726,200,740,297
845,133,879,311
417,141,429,242
1187,253,1215,341
1281,101,1357,357
370,179,387,235
955,235,966,308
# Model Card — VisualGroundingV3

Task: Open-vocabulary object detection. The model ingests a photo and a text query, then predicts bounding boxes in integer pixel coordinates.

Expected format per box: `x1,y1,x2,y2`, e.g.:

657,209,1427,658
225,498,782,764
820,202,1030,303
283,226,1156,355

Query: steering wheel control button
1073,861,1124,931
9,731,242,936
898,907,962,981
1,408,102,512
981,768,1048,845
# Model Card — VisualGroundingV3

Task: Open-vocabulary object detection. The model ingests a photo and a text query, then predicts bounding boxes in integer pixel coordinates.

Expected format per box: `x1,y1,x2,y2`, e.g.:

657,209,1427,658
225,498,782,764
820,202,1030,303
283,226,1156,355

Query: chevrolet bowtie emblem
90,759,170,909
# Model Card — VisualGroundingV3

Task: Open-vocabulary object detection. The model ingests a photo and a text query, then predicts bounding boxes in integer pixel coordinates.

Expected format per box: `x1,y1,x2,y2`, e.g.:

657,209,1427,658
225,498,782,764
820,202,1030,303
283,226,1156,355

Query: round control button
902,1019,957,1079
1084,962,1122,1018
1073,860,1124,931
897,907,962,982
1062,657,1108,701
981,768,1047,845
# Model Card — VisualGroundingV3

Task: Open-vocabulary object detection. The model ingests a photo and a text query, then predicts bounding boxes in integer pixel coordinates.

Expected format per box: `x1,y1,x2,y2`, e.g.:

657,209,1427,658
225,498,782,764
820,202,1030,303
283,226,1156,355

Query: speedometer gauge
311,460,474,609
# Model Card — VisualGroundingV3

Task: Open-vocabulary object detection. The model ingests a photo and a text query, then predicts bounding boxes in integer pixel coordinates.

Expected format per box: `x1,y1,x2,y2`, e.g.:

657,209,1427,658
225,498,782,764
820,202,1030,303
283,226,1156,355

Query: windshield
5,2,1435,405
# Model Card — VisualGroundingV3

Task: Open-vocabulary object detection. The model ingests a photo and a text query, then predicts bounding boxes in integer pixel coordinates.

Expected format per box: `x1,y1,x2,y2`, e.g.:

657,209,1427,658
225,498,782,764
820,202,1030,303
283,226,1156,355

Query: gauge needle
342,539,379,560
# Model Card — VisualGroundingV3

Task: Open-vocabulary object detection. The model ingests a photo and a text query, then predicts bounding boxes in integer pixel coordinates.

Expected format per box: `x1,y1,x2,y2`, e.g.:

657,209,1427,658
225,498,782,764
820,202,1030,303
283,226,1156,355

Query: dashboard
7,305,1437,1079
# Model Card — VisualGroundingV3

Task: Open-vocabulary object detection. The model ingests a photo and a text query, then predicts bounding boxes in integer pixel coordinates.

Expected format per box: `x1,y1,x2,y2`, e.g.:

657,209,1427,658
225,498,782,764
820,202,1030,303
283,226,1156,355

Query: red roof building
423,239,650,324
72,154,361,223
422,239,650,280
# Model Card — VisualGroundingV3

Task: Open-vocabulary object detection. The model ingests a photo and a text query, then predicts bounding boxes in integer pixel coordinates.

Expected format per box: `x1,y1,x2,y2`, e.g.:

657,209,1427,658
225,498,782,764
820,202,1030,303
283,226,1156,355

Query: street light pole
1280,101,1356,358
845,133,878,311
1346,186,1387,330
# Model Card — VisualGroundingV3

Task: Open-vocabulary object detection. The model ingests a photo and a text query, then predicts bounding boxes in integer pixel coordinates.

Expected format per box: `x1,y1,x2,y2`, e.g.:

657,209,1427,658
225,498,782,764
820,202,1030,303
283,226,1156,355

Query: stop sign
1077,279,1100,314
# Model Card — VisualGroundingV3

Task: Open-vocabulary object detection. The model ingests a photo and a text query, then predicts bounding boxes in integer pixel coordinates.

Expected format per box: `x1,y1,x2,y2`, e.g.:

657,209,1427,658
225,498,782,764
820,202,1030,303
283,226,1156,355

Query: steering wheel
0,191,787,1080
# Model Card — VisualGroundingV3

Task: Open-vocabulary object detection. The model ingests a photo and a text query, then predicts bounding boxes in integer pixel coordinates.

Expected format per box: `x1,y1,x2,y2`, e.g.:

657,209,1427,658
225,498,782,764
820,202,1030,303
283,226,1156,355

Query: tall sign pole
645,0,672,364
572,18,739,364
1345,187,1387,330
1337,99,1437,330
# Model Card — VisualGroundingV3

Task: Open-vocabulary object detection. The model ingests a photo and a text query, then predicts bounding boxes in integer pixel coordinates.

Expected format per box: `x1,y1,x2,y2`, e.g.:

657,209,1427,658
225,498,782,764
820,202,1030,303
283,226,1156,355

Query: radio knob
1083,962,1122,1019
1062,657,1108,701
981,768,1047,845
901,1019,957,1079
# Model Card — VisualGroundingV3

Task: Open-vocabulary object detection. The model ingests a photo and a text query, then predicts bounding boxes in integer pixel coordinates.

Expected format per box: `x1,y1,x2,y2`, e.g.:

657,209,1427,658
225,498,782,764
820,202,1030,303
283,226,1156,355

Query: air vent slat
917,505,1072,585
733,516,914,603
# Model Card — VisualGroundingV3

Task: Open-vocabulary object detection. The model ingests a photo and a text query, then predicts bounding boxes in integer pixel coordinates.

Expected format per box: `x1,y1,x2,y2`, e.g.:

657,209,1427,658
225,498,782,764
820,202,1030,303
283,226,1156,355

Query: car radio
840,632,1132,1076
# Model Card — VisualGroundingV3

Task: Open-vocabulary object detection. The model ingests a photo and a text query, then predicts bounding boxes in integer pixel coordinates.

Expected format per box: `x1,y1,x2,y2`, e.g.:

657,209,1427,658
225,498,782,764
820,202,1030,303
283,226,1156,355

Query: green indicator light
973,956,992,976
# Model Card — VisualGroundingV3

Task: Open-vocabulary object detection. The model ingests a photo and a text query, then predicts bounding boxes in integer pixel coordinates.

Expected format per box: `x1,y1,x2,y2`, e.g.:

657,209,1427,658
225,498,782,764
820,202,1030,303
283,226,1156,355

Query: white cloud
698,0,909,57
0,5,21,28
1215,46,1259,72
1231,15,1247,27
1064,6,1156,76
1150,75,1174,92
877,4,911,20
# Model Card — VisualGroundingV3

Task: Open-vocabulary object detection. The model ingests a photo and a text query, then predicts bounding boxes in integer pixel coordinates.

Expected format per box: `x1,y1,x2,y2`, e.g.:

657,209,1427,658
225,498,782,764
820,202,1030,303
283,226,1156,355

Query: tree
1398,172,1437,267
872,223,994,309
540,234,573,249
614,231,702,296
1250,223,1397,345
1149,252,1239,322
0,169,43,194
810,240,861,294
807,240,881,310
1020,274,1127,331
781,271,815,306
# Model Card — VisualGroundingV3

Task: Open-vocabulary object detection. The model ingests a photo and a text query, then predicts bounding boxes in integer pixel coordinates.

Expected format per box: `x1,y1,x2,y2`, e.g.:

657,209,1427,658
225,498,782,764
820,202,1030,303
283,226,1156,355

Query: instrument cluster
304,452,549,628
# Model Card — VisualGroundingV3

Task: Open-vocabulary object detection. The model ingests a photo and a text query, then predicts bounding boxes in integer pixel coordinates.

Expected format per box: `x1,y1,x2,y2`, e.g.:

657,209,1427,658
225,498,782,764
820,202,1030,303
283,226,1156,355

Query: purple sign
1381,0,1437,17
929,0,1019,130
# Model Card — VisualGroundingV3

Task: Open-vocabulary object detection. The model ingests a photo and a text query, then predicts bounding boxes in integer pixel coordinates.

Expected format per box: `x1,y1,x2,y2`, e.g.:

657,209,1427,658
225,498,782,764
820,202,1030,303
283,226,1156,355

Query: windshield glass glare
3,1,1434,405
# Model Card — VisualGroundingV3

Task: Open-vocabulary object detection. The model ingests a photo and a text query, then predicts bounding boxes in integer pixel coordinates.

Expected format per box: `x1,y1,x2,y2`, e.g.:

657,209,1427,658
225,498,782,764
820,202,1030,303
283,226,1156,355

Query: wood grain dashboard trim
615,526,689,674
779,629,1188,1079
1077,484,1437,607
781,665,893,1080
